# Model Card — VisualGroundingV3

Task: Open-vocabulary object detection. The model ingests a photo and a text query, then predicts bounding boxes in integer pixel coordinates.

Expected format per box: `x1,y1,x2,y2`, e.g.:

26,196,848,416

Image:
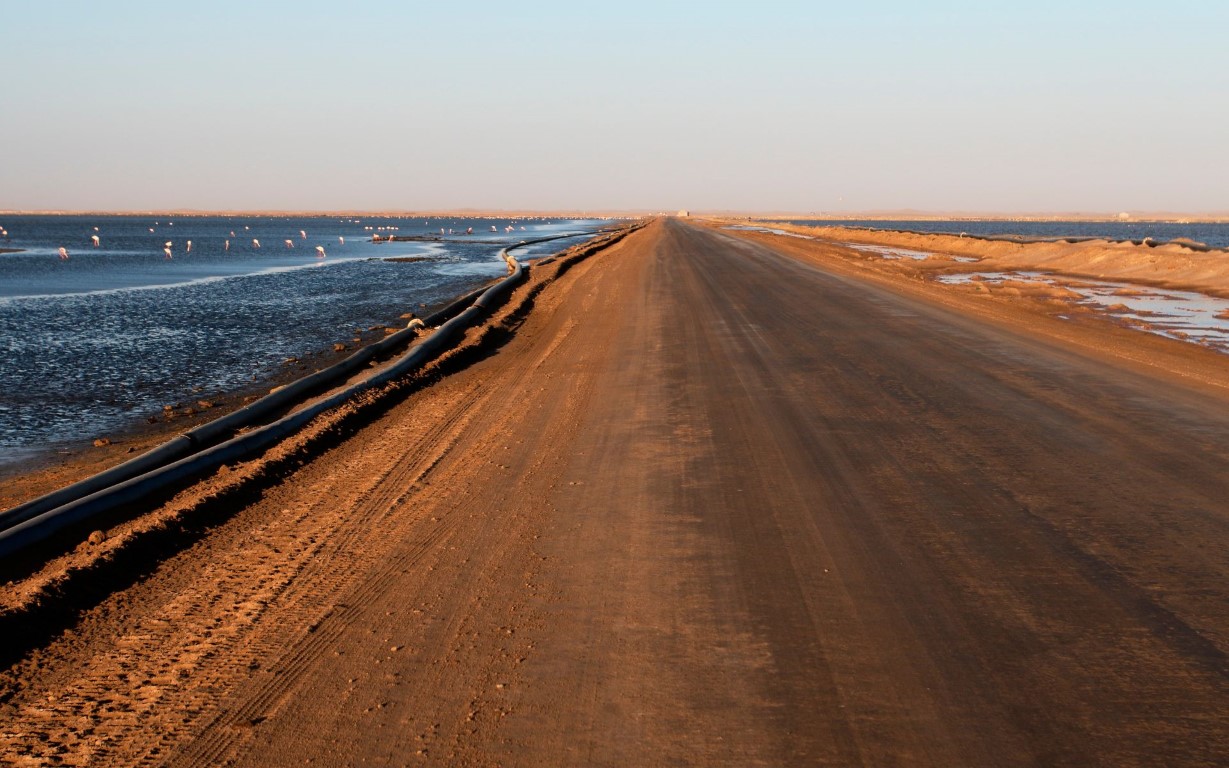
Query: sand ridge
739,219,1229,298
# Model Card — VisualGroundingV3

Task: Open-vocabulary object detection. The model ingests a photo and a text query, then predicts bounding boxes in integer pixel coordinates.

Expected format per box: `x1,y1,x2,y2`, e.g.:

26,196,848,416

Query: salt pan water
0,214,610,465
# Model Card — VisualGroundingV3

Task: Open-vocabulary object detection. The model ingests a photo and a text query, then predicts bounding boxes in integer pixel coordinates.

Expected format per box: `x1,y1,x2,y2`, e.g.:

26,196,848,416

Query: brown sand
745,219,1229,298
2,219,1228,766
716,218,1229,362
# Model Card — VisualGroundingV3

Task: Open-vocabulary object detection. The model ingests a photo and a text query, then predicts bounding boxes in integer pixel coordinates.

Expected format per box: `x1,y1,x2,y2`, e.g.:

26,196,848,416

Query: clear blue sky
3,1,1226,213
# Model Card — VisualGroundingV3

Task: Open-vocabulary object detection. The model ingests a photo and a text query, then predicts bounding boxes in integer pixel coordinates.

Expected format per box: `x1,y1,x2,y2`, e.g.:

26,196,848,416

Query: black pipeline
0,233,590,561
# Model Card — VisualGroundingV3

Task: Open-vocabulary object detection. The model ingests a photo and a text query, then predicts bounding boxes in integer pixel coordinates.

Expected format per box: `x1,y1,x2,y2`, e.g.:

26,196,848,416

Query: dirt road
3,218,1229,766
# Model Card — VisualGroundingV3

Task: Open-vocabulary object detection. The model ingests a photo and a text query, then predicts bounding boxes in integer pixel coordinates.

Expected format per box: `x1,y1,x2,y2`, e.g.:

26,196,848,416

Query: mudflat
2,219,1228,766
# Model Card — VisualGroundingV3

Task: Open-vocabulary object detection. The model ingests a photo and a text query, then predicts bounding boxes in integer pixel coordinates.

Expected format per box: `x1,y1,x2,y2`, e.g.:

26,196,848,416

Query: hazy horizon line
3,208,1229,223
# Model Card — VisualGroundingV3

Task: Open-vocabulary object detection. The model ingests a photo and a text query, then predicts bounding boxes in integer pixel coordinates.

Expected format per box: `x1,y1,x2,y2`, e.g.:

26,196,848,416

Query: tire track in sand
0,376,494,766
174,248,622,767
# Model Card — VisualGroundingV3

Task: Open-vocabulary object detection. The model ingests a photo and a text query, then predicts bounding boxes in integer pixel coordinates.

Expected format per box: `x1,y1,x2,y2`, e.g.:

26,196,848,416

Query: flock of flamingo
2,218,539,262
44,223,339,261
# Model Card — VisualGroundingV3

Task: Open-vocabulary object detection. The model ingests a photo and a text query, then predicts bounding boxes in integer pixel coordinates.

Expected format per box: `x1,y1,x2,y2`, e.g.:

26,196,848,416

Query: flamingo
186,240,192,253
164,247,172,259
91,235,100,247
300,230,306,239
372,233,381,242
316,245,326,258
58,247,69,260
466,227,473,235
285,239,294,248
93,226,99,232
225,239,230,251
165,241,173,249
253,239,261,249
149,228,155,233
338,236,345,245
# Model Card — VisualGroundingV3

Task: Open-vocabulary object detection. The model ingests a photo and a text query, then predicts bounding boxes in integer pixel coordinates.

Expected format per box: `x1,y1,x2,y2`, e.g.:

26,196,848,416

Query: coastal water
0,214,611,465
780,219,1229,248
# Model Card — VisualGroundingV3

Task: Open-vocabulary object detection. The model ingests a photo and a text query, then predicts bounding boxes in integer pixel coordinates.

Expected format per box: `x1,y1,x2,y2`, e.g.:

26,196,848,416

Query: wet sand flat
2,219,1229,766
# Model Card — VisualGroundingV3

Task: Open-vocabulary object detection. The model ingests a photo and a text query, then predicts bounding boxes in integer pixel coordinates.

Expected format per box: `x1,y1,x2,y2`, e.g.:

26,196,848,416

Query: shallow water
723,225,815,240
838,242,935,261
0,214,610,464
938,271,1229,352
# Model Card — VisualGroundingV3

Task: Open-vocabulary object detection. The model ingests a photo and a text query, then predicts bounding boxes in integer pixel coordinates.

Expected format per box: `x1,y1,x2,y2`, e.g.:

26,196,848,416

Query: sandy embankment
0,227,636,616
747,221,1229,298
